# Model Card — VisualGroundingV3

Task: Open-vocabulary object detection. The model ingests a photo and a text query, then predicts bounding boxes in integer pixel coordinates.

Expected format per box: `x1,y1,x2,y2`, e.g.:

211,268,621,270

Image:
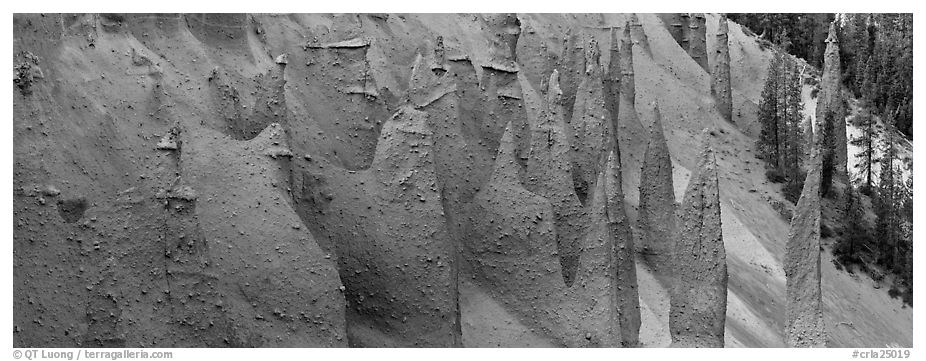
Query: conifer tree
875,111,900,269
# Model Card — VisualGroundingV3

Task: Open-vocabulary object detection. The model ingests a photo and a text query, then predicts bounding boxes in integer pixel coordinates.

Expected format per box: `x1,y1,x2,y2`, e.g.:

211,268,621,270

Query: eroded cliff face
14,13,912,349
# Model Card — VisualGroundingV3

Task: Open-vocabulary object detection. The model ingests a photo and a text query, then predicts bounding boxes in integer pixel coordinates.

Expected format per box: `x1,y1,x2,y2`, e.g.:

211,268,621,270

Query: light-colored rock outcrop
711,15,733,122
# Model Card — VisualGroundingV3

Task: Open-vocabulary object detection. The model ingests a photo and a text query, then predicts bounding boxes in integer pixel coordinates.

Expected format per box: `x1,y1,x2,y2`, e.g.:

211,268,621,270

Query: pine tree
835,185,869,266
875,111,901,270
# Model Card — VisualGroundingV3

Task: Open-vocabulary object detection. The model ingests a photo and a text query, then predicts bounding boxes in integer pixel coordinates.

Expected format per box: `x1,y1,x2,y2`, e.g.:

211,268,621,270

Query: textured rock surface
484,13,521,68
637,102,677,277
480,16,531,180
603,27,621,153
657,13,684,46
296,107,461,347
523,71,584,286
688,13,708,72
468,121,620,347
629,14,651,56
617,24,646,171
558,28,584,125
669,130,727,348
815,22,847,179
785,149,827,348
15,12,911,349
245,58,289,139
183,124,348,347
679,13,691,50
711,15,733,123
605,151,641,347
570,38,610,205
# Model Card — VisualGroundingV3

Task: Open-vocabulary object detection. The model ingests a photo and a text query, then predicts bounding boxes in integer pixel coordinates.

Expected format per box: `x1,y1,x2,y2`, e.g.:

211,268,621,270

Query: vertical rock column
617,23,645,169
785,149,827,348
365,107,462,347
816,22,848,180
570,38,610,205
524,71,584,286
605,151,641,347
688,13,708,72
669,130,727,348
604,27,621,155
711,14,733,123
637,102,677,278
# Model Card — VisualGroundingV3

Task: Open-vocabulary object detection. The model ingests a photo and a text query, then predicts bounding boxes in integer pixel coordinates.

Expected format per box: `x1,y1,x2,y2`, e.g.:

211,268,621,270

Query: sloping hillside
12,13,911,347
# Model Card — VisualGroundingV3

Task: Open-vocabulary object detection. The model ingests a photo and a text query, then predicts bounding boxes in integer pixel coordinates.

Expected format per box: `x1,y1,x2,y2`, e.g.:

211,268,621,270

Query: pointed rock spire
711,14,733,122
470,116,620,347
669,130,727,348
619,24,636,104
637,101,677,278
785,148,827,347
489,121,521,183
524,70,584,286
557,29,583,123
604,27,622,155
527,71,573,197
570,38,610,205
688,13,709,72
816,21,847,180
605,150,641,347
363,105,462,347
616,22,645,155
569,163,622,347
